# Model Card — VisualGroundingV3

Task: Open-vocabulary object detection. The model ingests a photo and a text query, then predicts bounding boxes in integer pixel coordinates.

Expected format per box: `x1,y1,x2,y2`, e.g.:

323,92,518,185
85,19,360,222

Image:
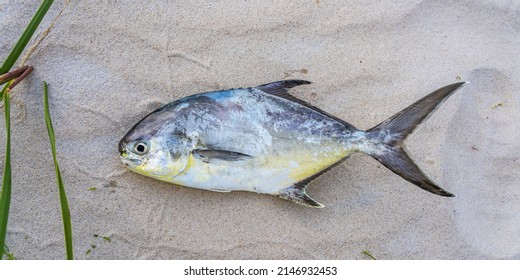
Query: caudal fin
365,82,468,197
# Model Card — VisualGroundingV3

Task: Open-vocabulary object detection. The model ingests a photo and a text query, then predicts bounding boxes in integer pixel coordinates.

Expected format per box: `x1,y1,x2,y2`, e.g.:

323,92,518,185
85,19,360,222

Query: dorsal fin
257,80,311,96
256,80,356,130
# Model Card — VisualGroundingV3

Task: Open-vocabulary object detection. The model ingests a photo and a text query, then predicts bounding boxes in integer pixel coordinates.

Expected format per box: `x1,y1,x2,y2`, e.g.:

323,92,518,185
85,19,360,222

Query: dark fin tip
419,182,455,197
439,191,455,197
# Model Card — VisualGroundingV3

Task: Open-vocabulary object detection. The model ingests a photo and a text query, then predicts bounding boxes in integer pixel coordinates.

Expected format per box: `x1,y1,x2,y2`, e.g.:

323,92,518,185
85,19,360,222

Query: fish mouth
121,157,142,166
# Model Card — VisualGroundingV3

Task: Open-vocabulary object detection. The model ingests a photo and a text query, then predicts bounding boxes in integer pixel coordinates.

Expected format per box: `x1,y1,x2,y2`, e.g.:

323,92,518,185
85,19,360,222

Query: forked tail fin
365,82,468,197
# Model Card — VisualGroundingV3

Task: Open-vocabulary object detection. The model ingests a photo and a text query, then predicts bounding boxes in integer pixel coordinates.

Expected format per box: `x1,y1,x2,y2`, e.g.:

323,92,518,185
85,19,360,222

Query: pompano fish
119,80,467,208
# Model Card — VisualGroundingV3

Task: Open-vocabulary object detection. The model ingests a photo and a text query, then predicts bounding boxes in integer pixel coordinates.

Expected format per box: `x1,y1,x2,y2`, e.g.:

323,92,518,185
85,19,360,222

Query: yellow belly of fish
170,141,352,194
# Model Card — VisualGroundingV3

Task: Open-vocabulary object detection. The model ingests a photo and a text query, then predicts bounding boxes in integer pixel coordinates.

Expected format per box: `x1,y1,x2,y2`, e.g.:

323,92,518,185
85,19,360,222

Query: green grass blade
43,82,73,260
0,0,54,75
362,250,377,260
0,84,12,259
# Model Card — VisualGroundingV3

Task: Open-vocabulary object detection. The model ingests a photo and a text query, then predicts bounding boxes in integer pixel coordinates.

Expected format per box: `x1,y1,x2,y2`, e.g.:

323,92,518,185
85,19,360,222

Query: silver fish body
119,80,467,207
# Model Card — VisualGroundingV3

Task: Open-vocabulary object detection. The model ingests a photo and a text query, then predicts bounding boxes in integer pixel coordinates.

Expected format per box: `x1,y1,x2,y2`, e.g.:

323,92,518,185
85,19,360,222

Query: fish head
119,121,192,181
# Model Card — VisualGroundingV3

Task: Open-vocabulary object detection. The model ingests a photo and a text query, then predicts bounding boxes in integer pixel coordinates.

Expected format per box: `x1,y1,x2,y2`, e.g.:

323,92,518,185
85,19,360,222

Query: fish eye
133,141,149,155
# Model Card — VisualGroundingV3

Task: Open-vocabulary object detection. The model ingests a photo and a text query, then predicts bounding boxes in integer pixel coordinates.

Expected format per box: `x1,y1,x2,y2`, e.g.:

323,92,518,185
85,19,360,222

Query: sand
1,0,519,259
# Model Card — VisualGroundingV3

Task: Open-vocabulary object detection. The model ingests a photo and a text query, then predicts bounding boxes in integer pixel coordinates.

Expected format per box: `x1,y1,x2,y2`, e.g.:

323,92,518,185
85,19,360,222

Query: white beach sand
1,0,519,259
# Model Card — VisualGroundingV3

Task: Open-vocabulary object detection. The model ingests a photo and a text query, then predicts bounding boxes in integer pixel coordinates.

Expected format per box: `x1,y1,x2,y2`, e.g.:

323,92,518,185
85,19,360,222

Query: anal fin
277,157,350,208
277,185,324,208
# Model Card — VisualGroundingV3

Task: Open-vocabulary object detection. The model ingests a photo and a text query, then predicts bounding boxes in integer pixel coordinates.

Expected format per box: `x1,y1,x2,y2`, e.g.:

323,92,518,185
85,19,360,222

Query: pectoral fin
192,149,252,163
277,185,324,208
